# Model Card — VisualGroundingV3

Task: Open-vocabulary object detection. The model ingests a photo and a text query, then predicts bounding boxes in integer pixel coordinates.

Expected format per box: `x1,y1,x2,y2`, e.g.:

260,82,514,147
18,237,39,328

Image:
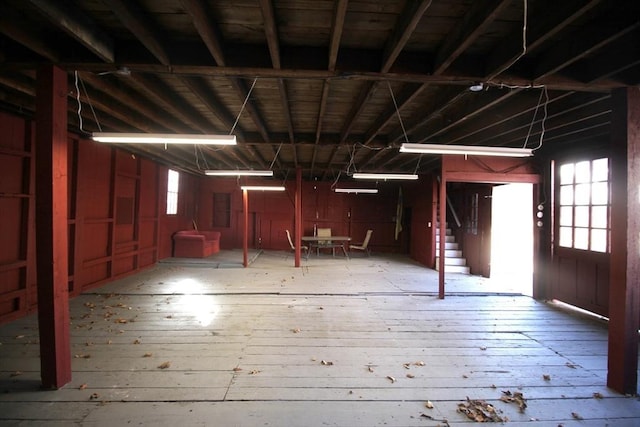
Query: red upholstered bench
173,230,221,258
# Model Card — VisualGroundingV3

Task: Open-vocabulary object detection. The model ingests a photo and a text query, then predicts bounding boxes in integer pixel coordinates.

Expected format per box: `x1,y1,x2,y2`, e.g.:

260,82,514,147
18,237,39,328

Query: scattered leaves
85,342,93,347
543,374,551,381
84,302,96,309
406,373,415,378
386,376,396,383
291,328,301,333
403,363,411,369
367,365,374,373
320,360,334,366
143,353,153,358
133,339,141,345
89,392,99,400
249,370,261,375
480,346,487,351
75,354,91,359
114,318,128,324
593,392,604,399
14,335,25,339
414,361,425,366
490,384,497,389
79,383,87,390
571,412,583,420
425,400,434,409
457,397,505,422
10,371,23,377
462,374,469,378
500,390,527,413
233,367,242,372
157,361,171,369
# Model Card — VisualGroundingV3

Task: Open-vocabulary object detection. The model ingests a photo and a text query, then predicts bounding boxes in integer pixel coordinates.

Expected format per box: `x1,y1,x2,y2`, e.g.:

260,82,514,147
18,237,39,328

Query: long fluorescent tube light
334,188,379,194
353,172,418,180
205,170,273,176
92,132,237,145
240,186,285,191
400,143,533,157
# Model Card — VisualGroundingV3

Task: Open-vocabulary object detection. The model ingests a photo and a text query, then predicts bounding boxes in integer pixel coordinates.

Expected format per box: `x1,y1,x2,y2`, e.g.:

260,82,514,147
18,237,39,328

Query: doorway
490,183,533,296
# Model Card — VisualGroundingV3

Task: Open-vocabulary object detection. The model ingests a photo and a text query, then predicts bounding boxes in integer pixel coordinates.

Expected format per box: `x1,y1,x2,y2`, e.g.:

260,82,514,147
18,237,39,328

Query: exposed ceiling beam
433,0,510,75
0,4,61,62
181,0,226,66
259,0,281,70
381,0,433,73
25,0,114,63
103,0,171,66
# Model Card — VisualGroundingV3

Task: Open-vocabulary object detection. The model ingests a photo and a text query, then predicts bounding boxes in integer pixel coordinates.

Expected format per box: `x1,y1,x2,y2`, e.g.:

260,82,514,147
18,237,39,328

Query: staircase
435,224,470,274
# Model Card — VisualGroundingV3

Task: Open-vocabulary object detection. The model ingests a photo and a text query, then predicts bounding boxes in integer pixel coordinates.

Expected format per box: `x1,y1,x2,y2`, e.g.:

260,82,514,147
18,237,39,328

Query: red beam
242,189,248,267
607,87,640,394
294,167,302,267
35,65,71,389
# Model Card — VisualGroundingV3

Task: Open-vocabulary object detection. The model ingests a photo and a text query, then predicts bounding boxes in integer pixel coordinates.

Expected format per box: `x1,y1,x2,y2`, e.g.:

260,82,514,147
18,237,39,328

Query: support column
438,175,446,299
242,189,249,267
35,65,71,389
608,87,640,394
294,167,302,267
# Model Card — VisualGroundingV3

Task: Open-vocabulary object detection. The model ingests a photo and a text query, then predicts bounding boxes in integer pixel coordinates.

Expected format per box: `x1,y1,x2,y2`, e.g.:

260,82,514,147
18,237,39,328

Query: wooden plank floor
1,251,639,426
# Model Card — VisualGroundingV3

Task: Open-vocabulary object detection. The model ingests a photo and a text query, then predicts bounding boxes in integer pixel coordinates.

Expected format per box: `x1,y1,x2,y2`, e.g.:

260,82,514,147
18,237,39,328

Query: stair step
435,228,452,236
444,249,462,257
435,235,455,243
435,264,471,274
436,256,467,266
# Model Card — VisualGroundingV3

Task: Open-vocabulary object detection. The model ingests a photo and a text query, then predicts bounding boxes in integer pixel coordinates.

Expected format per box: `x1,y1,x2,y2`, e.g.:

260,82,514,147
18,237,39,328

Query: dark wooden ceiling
0,0,638,181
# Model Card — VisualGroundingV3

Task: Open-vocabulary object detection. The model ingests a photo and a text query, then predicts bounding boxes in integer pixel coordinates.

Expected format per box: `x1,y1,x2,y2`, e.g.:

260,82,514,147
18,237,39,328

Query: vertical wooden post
242,188,249,267
438,174,446,299
294,167,302,267
35,65,71,389
608,87,640,394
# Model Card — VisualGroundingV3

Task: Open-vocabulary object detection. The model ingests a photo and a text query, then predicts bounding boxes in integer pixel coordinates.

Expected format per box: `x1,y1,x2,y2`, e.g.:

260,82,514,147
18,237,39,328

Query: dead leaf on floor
133,339,141,344
403,363,411,369
10,371,22,377
425,400,434,409
75,354,91,359
320,360,334,366
89,393,99,400
457,397,505,422
291,328,301,333
107,340,112,345
490,384,497,389
249,370,261,375
233,367,242,372
115,318,128,324
14,335,24,339
571,412,583,420
500,390,527,412
462,374,468,378
367,365,374,373
157,361,171,369
166,315,173,319
386,375,396,383
84,302,96,309
143,353,153,358
543,374,551,381
480,346,487,351
593,392,604,399
565,362,577,369
79,383,87,390
414,361,425,366
85,342,93,347
406,373,415,378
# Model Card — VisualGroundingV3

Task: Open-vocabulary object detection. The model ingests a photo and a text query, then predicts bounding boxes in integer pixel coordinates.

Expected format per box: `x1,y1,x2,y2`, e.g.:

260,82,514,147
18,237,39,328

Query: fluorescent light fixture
205,170,273,176
353,172,418,180
92,132,237,145
240,185,285,191
334,188,379,194
400,143,533,157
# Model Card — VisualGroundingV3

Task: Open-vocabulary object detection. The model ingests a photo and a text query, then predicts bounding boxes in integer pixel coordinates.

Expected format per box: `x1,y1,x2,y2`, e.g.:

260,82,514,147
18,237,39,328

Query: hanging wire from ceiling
269,142,283,170
522,86,549,150
387,81,410,143
230,77,258,135
490,0,528,79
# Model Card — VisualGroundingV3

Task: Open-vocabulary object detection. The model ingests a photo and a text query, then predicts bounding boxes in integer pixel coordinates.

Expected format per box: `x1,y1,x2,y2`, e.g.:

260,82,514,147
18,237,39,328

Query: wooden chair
349,229,373,257
286,229,309,259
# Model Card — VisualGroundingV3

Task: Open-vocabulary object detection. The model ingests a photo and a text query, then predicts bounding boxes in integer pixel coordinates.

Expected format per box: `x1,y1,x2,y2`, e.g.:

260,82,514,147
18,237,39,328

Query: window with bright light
166,169,179,215
557,158,609,252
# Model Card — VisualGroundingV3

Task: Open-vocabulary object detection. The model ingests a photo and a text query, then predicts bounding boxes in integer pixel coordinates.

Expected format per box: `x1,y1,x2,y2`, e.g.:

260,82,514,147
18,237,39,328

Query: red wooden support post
242,188,249,267
35,65,71,389
438,174,446,299
294,167,302,267
608,87,640,394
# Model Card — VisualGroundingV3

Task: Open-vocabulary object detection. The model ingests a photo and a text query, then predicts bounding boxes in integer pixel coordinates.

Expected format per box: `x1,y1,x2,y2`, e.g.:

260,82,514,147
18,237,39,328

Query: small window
557,158,609,252
213,193,231,227
166,169,179,215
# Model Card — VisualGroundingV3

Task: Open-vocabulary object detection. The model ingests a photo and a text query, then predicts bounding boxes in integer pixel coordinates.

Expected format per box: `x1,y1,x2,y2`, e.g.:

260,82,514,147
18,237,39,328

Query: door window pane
574,228,589,250
591,182,608,205
575,161,591,183
591,206,608,228
592,158,608,182
574,206,589,227
559,185,573,205
559,206,573,226
559,163,574,185
559,227,573,247
591,229,607,252
574,183,590,205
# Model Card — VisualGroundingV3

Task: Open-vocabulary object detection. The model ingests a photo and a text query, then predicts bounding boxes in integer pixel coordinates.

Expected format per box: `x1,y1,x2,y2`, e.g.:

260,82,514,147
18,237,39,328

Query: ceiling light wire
522,87,545,149
74,71,84,133
269,142,283,170
78,74,102,132
533,86,549,151
387,81,410,143
488,0,528,80
230,77,258,135
413,154,423,174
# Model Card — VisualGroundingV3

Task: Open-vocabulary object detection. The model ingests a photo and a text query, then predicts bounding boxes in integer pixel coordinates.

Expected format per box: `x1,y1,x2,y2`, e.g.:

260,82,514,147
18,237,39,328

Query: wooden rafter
0,3,61,62
181,0,226,66
25,0,114,63
103,0,171,66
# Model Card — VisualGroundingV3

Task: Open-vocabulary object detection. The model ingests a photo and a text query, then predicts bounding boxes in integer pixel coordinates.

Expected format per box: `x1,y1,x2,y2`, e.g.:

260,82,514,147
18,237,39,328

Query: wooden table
302,236,351,259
